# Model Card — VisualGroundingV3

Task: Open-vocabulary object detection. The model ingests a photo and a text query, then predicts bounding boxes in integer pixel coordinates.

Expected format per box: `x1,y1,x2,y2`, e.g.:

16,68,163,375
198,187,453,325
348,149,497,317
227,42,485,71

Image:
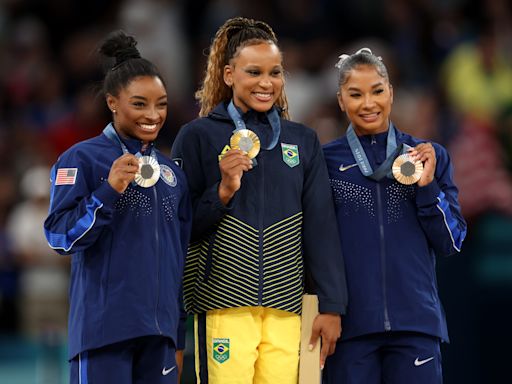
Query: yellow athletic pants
194,306,301,384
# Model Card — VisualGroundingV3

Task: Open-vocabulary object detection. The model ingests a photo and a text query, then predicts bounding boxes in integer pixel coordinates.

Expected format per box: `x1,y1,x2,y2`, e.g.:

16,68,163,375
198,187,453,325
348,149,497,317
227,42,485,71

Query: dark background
0,0,511,383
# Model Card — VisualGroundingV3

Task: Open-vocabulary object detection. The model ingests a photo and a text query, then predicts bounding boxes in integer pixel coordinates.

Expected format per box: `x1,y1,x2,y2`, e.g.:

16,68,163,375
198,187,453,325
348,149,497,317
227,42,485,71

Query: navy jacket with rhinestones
323,127,467,342
171,102,348,316
44,125,192,359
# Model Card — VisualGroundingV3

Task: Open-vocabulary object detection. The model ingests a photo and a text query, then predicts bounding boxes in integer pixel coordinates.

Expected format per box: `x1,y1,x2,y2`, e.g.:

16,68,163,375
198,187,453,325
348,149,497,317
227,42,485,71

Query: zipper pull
371,135,376,145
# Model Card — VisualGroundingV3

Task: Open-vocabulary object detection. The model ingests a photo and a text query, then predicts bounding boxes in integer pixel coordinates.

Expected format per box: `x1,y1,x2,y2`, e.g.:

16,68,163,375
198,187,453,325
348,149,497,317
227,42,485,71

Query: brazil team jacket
323,127,467,342
171,102,348,315
44,125,192,359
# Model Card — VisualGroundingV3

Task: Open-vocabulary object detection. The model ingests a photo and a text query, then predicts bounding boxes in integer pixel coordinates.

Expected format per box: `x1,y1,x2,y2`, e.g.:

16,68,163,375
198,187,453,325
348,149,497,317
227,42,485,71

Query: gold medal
134,156,161,187
392,153,423,185
230,129,261,159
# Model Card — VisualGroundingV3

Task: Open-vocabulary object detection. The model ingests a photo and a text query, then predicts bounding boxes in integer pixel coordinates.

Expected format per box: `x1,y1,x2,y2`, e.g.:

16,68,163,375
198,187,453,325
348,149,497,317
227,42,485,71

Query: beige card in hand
299,294,321,384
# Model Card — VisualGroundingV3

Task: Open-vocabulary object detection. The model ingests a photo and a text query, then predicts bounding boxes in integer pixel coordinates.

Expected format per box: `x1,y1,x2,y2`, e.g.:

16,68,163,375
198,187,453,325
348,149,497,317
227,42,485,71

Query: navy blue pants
323,331,443,384
70,335,177,384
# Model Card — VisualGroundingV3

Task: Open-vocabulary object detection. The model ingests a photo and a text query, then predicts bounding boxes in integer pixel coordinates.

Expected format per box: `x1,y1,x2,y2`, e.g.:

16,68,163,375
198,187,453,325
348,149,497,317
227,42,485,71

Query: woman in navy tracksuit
322,48,467,384
44,31,191,384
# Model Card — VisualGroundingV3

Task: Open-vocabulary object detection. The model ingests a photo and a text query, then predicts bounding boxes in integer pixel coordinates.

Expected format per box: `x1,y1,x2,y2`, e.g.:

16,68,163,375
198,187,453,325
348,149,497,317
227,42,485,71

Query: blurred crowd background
0,0,511,383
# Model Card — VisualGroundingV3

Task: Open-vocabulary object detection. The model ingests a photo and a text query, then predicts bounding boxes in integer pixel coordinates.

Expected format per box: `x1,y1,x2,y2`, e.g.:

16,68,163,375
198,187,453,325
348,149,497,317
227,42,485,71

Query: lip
252,92,273,102
359,112,380,123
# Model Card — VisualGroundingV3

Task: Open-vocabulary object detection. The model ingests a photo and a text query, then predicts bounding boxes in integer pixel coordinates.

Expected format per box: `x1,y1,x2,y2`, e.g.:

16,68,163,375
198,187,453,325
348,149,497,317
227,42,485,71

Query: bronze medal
392,153,423,185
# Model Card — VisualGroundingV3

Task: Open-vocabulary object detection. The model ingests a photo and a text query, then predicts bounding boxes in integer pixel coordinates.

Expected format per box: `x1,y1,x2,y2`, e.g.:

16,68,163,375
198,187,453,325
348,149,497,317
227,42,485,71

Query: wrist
218,182,235,205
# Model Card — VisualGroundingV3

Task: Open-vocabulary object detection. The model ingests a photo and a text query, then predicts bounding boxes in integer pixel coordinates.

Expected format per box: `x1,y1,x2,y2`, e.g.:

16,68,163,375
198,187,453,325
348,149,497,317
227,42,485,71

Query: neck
353,121,390,136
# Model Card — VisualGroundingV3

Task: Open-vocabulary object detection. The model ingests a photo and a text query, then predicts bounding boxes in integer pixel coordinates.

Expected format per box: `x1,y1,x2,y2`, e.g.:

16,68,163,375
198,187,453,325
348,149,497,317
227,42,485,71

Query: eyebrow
241,64,283,69
129,95,167,100
347,82,384,91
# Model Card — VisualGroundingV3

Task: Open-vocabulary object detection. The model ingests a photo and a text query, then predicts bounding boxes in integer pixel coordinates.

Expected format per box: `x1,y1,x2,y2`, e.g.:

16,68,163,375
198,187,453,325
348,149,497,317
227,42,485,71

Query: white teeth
254,93,272,100
361,113,379,120
140,123,157,131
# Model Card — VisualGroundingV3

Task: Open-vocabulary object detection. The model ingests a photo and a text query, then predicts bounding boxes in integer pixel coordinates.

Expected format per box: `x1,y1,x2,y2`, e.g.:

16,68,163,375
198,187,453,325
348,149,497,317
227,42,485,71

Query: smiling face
224,42,284,113
337,64,393,136
107,75,167,143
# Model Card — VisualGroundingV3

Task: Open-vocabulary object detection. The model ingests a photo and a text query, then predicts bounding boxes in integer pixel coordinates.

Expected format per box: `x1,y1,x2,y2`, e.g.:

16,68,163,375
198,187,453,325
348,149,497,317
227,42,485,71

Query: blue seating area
0,335,68,384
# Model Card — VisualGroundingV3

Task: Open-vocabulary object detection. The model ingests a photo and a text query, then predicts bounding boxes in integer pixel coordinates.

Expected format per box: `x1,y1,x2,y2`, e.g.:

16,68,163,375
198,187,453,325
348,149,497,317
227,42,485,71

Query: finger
222,158,252,171
114,154,139,171
308,325,320,352
221,159,253,173
222,149,248,160
420,150,435,163
221,151,251,164
320,339,330,370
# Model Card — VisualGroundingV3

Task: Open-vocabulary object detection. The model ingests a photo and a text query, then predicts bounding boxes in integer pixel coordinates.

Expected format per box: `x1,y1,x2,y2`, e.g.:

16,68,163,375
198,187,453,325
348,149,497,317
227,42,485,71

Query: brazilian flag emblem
212,338,230,363
281,143,300,168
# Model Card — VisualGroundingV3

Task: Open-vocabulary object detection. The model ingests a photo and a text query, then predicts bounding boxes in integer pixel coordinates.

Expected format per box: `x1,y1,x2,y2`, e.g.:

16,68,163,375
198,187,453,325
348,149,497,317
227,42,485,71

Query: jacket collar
103,123,155,155
208,101,284,123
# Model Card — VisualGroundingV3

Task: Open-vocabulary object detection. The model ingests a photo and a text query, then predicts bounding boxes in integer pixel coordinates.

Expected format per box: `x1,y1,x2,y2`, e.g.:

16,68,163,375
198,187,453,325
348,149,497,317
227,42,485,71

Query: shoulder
321,136,350,167
280,120,321,155
175,113,231,142
282,119,316,138
56,134,114,164
178,116,216,136
397,130,449,158
396,129,452,170
322,135,348,154
322,135,347,150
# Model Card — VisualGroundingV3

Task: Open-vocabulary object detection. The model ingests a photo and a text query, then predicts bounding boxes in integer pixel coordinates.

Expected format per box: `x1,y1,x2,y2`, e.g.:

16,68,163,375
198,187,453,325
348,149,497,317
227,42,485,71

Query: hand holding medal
410,143,436,187
218,148,253,205
108,153,140,193
392,144,436,186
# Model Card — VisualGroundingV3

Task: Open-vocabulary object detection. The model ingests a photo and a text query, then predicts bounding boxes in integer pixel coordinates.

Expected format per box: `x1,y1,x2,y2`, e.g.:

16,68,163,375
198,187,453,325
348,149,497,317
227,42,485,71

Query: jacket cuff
206,182,237,212
318,298,347,315
92,181,121,209
415,179,441,208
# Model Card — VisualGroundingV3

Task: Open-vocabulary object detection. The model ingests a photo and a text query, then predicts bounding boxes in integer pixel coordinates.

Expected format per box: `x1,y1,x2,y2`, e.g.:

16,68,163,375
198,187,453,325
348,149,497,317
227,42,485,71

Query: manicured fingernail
308,344,313,351
321,364,325,370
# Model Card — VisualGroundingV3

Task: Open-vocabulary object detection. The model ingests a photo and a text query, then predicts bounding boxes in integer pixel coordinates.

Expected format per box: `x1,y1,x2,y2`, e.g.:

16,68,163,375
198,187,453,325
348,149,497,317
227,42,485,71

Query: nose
145,105,161,120
363,94,376,108
258,76,272,88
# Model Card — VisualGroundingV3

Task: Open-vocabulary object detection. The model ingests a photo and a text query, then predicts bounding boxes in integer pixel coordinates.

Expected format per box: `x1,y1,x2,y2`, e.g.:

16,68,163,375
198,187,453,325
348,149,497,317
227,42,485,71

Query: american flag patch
55,168,78,185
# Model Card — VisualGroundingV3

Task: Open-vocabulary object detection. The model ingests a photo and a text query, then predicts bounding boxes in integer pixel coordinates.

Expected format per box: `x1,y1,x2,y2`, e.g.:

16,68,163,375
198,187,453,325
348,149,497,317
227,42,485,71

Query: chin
139,133,159,142
357,121,387,133
251,102,274,113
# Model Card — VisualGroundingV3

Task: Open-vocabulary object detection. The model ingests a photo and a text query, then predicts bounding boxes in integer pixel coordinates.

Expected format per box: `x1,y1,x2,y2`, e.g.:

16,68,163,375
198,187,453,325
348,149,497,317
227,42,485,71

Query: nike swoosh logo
414,356,434,366
339,163,358,172
162,366,176,375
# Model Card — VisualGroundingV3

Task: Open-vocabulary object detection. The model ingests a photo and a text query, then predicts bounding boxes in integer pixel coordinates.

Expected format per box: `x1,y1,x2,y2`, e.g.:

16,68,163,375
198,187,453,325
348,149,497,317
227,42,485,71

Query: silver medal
134,156,160,188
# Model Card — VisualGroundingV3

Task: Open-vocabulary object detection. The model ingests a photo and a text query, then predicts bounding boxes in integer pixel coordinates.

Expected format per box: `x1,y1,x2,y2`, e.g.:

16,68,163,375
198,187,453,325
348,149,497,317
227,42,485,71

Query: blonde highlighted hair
195,17,289,119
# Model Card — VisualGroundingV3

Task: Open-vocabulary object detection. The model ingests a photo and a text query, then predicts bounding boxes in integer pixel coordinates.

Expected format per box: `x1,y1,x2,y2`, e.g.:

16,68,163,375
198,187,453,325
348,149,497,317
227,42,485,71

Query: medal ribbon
227,100,281,151
346,122,409,181
103,123,159,186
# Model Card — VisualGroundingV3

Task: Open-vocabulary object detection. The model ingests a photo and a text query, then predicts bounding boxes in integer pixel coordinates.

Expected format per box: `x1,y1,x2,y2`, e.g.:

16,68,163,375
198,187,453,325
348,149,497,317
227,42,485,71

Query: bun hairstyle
99,30,164,97
334,47,389,87
195,17,289,119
